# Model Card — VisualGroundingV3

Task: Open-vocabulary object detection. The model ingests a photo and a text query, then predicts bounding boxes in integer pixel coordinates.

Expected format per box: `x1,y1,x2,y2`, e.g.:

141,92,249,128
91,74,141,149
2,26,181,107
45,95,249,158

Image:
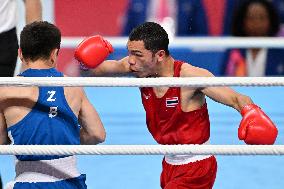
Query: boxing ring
1,37,284,189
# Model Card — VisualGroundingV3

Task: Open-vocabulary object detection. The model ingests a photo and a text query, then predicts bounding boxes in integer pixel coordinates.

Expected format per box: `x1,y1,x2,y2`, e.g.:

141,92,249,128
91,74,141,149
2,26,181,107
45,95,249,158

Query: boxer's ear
18,48,24,62
155,50,166,62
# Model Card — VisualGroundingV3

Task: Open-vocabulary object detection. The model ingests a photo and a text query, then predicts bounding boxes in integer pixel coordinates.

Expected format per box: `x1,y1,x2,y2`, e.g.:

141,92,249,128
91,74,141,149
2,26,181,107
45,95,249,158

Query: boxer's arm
0,111,9,145
78,89,106,144
203,82,278,144
202,84,252,112
201,78,277,144
86,56,131,77
181,65,277,144
23,0,42,24
181,64,252,111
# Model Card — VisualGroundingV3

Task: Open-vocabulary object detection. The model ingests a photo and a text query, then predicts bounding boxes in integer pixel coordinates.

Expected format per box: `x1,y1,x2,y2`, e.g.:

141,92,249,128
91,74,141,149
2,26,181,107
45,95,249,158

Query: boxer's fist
238,104,278,144
74,35,114,69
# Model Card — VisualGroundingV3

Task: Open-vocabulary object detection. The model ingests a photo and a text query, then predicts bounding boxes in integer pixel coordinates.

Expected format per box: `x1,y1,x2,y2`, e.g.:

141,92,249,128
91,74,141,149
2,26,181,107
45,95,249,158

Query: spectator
221,0,284,76
0,0,42,77
122,0,240,36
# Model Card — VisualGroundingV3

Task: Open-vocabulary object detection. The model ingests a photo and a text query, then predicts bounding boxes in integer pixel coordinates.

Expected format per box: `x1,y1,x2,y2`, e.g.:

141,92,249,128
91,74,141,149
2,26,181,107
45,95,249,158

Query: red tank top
140,61,210,145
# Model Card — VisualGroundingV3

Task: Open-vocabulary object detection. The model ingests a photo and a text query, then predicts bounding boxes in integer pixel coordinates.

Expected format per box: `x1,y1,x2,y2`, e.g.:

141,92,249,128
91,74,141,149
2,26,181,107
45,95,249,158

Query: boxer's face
127,40,158,78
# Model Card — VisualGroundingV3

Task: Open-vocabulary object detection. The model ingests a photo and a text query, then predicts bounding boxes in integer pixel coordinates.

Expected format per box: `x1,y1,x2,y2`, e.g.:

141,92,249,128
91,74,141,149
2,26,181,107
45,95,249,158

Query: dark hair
20,21,61,61
129,22,169,55
232,0,280,36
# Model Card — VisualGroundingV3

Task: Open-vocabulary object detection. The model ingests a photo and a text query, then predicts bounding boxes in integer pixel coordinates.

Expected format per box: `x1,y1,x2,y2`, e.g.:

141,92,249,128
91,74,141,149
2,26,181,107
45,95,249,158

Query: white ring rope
0,145,284,155
62,37,284,48
1,77,284,87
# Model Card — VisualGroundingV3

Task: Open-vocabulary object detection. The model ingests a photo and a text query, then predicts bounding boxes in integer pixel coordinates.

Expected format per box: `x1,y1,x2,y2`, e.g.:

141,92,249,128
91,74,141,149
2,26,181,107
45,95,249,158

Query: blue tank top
8,68,80,160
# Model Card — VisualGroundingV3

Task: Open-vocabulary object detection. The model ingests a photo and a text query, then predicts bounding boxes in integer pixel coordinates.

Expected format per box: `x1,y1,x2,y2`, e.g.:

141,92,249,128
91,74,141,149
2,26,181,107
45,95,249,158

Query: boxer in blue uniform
0,21,106,189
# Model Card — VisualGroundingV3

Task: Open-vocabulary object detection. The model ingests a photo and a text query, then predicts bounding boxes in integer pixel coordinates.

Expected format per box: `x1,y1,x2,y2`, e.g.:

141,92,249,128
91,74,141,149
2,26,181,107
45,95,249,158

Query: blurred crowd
122,0,284,37
54,0,284,77
122,0,284,76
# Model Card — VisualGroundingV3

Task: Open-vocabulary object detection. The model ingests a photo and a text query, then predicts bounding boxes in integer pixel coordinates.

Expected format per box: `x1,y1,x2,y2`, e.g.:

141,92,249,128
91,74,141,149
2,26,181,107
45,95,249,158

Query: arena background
0,1,283,189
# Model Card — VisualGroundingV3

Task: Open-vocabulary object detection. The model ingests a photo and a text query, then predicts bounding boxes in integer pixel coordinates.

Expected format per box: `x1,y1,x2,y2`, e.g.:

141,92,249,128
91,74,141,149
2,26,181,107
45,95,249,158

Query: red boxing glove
238,104,278,144
74,35,114,69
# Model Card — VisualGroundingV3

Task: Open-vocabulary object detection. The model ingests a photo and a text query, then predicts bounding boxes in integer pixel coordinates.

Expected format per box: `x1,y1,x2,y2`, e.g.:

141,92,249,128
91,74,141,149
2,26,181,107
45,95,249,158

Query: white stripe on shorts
165,140,212,165
14,156,80,182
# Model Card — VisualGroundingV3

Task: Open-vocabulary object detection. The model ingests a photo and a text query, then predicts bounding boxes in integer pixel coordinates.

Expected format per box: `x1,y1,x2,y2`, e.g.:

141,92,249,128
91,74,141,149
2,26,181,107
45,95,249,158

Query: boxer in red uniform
75,22,278,189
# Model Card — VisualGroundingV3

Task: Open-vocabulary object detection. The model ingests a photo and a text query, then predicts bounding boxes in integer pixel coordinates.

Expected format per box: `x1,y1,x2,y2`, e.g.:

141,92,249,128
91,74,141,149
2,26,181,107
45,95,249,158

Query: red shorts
161,156,217,189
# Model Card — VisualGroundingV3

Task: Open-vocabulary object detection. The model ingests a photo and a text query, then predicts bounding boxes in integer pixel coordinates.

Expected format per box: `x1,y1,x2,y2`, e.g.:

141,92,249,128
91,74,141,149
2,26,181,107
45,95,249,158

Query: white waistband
165,140,212,165
14,156,80,182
